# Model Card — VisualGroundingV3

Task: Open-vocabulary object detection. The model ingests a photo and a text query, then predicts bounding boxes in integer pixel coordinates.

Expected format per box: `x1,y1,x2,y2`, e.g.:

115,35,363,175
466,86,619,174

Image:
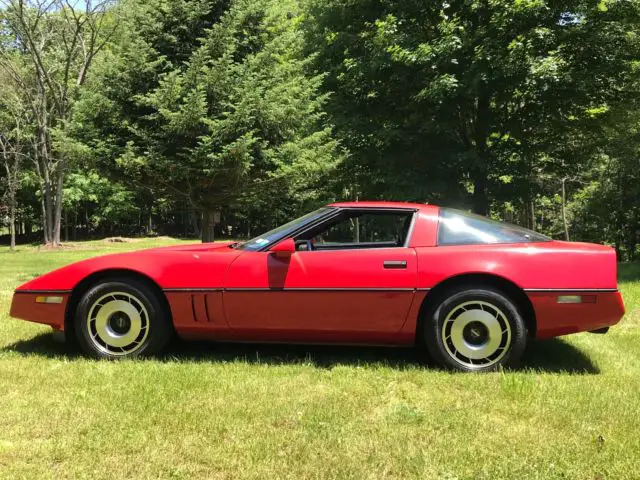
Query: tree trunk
35,112,55,245
190,210,200,239
40,182,50,244
472,162,488,215
472,95,491,216
9,194,16,251
201,209,216,243
52,167,64,246
37,158,51,244
626,211,637,261
46,180,54,244
183,210,188,237
64,209,69,242
1,151,18,250
530,200,536,231
561,178,569,241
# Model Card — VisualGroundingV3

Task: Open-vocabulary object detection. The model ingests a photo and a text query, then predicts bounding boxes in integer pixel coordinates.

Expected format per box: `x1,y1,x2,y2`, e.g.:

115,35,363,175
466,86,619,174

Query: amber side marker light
35,296,63,304
557,295,597,304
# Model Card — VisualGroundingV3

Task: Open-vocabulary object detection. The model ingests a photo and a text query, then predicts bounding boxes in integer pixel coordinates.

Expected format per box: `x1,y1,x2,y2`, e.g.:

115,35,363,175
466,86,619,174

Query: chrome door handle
383,260,407,269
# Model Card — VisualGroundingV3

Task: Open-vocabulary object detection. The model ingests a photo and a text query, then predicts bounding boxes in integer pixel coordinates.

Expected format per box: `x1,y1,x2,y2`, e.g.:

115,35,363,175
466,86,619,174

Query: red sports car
10,202,625,371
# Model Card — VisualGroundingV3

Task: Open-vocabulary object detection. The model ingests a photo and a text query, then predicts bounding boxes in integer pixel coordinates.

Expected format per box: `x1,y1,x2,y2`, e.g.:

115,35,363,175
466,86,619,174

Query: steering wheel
294,239,315,251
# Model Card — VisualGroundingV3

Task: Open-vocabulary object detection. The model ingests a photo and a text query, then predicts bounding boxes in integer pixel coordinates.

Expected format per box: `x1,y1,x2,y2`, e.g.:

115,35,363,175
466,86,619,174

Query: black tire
75,279,172,359
423,286,527,372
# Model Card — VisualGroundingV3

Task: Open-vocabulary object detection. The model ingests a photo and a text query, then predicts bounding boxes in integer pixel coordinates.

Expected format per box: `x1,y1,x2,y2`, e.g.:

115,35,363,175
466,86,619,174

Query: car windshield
237,207,332,251
438,208,551,245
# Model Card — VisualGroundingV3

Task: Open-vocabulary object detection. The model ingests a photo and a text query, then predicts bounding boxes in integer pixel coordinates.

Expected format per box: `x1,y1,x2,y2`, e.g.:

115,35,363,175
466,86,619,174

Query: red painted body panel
223,249,417,341
225,249,418,289
414,241,618,290
223,291,415,342
166,291,230,335
225,290,413,331
529,291,624,338
8,201,625,346
407,209,439,248
10,293,68,330
14,242,240,291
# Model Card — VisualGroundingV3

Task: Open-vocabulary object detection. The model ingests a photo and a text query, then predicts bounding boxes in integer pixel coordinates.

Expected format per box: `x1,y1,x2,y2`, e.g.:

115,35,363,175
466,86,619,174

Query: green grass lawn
1,239,639,479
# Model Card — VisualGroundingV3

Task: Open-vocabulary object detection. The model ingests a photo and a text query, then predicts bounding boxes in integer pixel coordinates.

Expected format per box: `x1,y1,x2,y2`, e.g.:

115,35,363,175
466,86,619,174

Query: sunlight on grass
0,241,639,479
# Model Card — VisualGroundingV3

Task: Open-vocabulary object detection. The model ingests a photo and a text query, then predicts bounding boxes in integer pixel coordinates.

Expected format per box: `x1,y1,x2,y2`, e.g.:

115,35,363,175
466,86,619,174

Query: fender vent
191,294,210,322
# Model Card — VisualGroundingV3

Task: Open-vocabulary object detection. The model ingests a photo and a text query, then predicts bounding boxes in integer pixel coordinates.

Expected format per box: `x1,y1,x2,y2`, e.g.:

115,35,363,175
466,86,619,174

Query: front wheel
75,279,172,359
423,286,527,372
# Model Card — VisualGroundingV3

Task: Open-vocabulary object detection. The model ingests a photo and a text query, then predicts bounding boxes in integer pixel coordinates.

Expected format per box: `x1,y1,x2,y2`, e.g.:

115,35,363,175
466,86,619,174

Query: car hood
140,241,237,253
15,241,243,292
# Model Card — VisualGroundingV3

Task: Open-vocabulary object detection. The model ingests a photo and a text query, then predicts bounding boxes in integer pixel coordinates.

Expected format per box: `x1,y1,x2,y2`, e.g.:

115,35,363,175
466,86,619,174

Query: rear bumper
528,290,625,339
9,291,69,331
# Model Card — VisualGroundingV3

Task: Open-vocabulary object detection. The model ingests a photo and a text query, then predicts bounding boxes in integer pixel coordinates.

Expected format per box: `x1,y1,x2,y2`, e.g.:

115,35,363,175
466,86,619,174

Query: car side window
437,208,551,245
297,211,414,250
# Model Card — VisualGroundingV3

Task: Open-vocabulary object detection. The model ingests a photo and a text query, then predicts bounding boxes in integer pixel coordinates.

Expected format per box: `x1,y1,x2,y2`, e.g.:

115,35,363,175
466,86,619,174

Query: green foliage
63,170,140,229
569,110,640,258
305,0,640,246
72,0,342,240
0,0,638,257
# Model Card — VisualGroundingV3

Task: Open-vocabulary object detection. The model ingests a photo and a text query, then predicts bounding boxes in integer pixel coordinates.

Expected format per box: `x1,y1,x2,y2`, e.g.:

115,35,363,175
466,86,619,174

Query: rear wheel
423,286,527,372
75,279,172,359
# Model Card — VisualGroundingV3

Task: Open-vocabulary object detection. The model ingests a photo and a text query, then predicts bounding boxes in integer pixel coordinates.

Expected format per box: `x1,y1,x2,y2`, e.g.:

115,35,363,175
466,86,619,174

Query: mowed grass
0,239,639,479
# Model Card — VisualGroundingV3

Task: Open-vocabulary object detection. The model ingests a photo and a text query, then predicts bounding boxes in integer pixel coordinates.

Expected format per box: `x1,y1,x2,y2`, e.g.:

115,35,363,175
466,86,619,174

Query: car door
223,209,418,343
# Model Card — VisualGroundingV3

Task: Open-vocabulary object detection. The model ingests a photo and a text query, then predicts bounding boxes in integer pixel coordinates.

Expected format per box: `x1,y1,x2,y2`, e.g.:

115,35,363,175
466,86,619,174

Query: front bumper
9,291,69,331
529,290,625,339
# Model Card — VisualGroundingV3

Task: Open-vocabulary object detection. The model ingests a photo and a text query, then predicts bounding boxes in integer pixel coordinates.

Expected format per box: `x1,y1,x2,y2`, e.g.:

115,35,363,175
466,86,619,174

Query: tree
0,70,32,250
568,105,640,259
0,0,117,246
74,0,342,242
305,0,640,220
0,0,637,256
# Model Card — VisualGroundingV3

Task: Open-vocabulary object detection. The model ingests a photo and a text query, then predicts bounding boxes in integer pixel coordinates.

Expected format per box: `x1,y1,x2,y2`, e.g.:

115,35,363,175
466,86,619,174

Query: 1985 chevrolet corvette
10,202,625,371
